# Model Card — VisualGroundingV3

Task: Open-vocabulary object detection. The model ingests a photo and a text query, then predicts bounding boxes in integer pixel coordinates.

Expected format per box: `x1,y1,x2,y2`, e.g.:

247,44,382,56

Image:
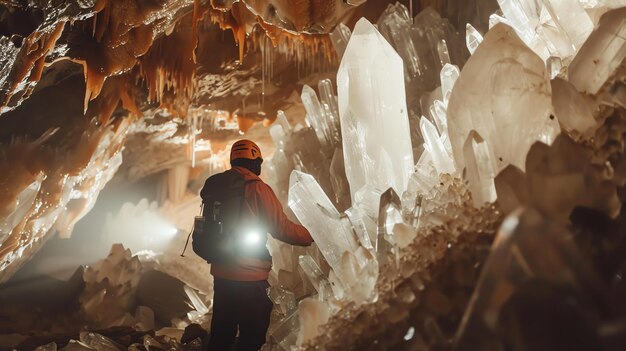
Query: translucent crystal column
337,18,415,201
465,23,483,55
463,130,497,208
420,117,455,175
568,8,626,95
302,85,332,149
330,23,352,59
288,171,357,286
299,255,334,300
447,24,554,173
318,79,341,148
377,188,403,264
440,63,460,107
329,148,351,211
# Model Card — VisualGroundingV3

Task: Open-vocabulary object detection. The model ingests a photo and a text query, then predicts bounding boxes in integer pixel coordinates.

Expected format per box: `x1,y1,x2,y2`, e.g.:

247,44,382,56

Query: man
200,139,313,351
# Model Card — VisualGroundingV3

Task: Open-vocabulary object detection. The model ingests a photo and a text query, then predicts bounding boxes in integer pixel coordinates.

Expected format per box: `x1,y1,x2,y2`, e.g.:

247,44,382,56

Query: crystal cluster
376,3,469,152
262,3,626,350
0,119,129,284
495,0,595,62
0,241,214,350
2,0,626,350
80,244,145,329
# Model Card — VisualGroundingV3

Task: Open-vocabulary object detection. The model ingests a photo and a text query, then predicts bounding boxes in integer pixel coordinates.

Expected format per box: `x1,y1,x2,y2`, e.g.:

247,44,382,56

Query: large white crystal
447,24,554,172
338,18,415,201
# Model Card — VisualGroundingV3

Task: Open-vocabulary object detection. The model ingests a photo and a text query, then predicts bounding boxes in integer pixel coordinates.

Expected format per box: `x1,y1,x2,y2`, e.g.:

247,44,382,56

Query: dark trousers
208,278,273,351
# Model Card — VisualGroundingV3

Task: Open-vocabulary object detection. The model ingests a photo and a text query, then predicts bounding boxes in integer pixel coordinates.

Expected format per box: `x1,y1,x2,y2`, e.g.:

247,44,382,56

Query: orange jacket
209,166,313,281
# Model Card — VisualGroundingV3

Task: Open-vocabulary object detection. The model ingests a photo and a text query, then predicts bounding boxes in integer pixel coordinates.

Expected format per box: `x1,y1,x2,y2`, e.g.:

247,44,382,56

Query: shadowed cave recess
1,0,626,350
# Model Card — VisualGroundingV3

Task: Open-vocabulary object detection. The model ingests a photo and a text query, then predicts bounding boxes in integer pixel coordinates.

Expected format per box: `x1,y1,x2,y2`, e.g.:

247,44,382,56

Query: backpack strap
238,178,260,223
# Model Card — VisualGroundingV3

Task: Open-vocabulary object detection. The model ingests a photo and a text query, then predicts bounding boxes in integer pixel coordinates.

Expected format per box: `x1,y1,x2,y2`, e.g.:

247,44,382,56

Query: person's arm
249,181,313,246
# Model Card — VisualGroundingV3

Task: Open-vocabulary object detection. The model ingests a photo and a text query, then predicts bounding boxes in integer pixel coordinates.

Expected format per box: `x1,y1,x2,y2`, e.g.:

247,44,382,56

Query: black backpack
189,170,262,263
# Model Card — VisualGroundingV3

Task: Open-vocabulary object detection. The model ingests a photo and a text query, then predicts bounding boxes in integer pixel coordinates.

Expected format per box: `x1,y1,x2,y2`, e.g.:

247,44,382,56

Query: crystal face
447,23,557,173
338,18,415,201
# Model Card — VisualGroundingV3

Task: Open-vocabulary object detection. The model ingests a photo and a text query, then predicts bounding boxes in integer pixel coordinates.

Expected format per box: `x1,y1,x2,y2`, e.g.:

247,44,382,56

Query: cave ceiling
0,0,429,175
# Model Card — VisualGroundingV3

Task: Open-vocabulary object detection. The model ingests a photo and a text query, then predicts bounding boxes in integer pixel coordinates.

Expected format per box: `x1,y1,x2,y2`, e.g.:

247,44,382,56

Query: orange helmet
230,139,262,161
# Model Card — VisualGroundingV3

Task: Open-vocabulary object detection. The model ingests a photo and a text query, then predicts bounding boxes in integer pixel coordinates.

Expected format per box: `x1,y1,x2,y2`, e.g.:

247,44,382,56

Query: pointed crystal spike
488,12,510,29
420,116,455,175
330,23,352,59
338,18,415,201
377,188,403,261
430,99,448,135
463,130,497,208
436,39,452,67
465,23,483,55
302,85,331,148
440,63,460,106
269,124,286,151
318,79,341,147
276,110,292,133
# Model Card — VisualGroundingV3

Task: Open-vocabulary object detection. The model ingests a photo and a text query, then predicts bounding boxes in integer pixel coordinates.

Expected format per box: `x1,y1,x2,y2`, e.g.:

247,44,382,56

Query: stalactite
85,74,142,124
